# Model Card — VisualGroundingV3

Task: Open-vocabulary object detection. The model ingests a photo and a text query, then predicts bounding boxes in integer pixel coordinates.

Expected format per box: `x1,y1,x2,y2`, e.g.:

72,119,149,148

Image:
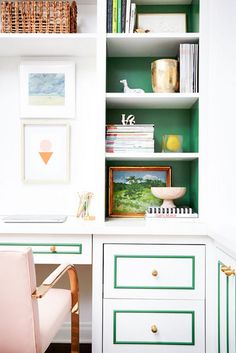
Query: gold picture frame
108,166,171,218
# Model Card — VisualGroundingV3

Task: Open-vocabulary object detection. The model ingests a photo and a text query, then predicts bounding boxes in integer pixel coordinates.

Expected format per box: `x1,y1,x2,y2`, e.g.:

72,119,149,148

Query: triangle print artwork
39,151,53,164
39,139,53,165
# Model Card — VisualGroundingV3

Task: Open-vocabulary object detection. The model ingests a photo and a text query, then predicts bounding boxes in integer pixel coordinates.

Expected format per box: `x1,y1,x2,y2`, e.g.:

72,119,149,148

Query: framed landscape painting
108,166,171,217
20,61,75,118
21,121,70,183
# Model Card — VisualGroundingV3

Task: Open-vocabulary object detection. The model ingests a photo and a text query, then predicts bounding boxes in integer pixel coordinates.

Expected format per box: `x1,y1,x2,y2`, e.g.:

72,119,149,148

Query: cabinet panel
104,244,205,299
0,235,92,264
103,299,205,353
217,249,236,353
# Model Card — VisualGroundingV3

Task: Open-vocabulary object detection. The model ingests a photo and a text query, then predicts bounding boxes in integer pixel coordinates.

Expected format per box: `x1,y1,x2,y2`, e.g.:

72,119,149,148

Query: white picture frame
137,13,186,33
19,61,75,118
21,121,70,183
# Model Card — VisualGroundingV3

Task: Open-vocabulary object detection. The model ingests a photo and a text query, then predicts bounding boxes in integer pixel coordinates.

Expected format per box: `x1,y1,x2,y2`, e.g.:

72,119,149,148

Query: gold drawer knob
224,268,236,277
221,265,236,276
151,324,158,333
152,269,158,277
50,245,57,253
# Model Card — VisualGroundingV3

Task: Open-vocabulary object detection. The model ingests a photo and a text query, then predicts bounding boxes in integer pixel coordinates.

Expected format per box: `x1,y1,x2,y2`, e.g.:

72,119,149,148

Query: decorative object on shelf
151,59,178,93
146,206,198,219
106,124,154,153
151,187,186,209
76,192,95,220
120,79,145,93
20,61,75,118
108,166,171,217
135,28,150,33
137,13,186,33
162,135,183,152
121,114,136,125
1,0,77,33
21,120,70,183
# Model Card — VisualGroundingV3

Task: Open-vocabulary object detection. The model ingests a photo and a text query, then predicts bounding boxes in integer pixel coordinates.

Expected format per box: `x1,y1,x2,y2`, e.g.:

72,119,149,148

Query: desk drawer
104,244,205,299
103,299,204,353
0,235,92,264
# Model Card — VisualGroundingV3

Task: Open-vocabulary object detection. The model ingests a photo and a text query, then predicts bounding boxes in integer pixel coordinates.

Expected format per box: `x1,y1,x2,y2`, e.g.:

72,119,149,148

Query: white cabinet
102,242,205,353
217,248,236,353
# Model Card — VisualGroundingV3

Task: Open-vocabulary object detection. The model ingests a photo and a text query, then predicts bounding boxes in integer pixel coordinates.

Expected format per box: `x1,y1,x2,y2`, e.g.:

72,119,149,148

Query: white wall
0,56,99,216
207,0,236,234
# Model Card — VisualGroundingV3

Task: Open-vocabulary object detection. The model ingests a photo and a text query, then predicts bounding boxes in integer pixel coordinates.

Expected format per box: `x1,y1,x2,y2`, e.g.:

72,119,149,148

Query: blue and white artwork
28,73,65,106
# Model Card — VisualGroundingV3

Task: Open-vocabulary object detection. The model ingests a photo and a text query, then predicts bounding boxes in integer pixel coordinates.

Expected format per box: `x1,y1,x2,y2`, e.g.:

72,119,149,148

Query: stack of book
107,0,136,33
145,206,198,219
179,43,199,93
106,124,154,153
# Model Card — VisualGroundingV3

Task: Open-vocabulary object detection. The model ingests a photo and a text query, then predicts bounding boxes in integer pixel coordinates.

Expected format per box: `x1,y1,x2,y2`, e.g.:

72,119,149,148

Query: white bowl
151,187,186,208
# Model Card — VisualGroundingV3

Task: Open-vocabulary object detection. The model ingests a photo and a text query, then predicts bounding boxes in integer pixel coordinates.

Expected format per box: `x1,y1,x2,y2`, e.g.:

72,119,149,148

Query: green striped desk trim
0,242,82,255
113,309,195,345
114,255,195,290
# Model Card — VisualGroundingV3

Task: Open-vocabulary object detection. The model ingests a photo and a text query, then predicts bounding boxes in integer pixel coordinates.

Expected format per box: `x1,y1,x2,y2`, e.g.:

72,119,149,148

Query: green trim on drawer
114,255,195,290
218,261,221,353
0,242,82,255
113,310,195,345
226,275,229,353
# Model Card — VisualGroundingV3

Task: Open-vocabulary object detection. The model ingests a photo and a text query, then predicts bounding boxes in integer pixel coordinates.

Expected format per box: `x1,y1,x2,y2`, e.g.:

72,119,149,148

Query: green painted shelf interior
136,3,199,33
107,56,199,93
106,159,199,214
107,103,198,152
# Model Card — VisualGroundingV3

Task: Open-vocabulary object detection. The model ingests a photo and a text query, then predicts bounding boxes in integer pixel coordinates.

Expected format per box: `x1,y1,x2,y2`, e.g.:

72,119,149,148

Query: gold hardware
152,269,158,277
151,324,158,333
50,245,57,253
224,268,236,277
221,265,236,276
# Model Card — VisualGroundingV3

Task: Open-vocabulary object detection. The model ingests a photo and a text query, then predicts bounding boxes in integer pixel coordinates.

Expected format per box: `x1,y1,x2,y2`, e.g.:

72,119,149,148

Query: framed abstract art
21,121,70,183
19,61,75,118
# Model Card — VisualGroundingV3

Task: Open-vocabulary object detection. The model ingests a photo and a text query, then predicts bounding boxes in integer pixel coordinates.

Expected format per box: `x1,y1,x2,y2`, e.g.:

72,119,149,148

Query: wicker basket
1,0,77,33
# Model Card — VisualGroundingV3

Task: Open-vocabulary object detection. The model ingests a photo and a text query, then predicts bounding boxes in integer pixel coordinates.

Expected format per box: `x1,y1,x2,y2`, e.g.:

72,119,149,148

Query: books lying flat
146,207,198,218
106,124,154,133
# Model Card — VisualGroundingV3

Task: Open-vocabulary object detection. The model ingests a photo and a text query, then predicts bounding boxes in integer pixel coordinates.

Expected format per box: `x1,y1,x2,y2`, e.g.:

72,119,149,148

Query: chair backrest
0,248,41,353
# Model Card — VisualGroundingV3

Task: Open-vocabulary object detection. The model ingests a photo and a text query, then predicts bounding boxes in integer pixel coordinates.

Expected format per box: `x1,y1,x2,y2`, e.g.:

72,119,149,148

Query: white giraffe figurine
120,79,145,93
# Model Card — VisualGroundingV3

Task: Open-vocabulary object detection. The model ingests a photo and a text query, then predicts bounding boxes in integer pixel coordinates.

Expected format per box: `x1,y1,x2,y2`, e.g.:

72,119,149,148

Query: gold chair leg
71,311,79,353
68,266,79,353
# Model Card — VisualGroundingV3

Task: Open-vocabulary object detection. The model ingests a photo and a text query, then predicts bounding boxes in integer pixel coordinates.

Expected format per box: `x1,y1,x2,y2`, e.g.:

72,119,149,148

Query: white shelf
106,152,199,161
0,33,97,57
106,93,199,109
106,33,199,57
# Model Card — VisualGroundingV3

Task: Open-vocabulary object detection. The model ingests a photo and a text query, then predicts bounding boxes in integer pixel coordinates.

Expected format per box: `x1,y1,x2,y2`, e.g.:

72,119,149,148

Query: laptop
2,215,67,223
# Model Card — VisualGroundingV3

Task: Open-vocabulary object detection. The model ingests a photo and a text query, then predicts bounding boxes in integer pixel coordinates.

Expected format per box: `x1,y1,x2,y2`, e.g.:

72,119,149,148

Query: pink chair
0,247,79,353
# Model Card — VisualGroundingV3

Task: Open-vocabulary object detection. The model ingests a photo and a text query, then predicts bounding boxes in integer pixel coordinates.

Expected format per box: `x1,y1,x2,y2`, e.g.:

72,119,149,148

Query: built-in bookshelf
105,0,200,218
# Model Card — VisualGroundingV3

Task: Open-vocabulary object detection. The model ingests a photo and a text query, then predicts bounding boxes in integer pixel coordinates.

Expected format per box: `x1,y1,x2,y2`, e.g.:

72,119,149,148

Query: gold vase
151,59,178,93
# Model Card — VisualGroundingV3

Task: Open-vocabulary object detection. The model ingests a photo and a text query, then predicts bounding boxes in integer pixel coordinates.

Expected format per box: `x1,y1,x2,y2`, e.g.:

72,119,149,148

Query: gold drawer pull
50,245,57,253
151,324,158,334
152,269,158,277
221,265,236,276
224,268,236,277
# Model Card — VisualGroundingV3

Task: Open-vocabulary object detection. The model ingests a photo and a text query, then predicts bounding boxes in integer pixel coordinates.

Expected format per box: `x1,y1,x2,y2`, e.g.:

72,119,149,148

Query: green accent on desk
113,310,195,345
106,160,199,212
107,107,199,153
226,275,229,353
114,255,195,290
0,242,82,255
137,3,199,33
218,261,221,353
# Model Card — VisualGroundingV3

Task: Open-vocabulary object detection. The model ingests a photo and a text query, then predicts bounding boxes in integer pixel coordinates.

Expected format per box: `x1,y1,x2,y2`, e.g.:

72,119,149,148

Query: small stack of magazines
179,43,199,93
106,124,154,153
